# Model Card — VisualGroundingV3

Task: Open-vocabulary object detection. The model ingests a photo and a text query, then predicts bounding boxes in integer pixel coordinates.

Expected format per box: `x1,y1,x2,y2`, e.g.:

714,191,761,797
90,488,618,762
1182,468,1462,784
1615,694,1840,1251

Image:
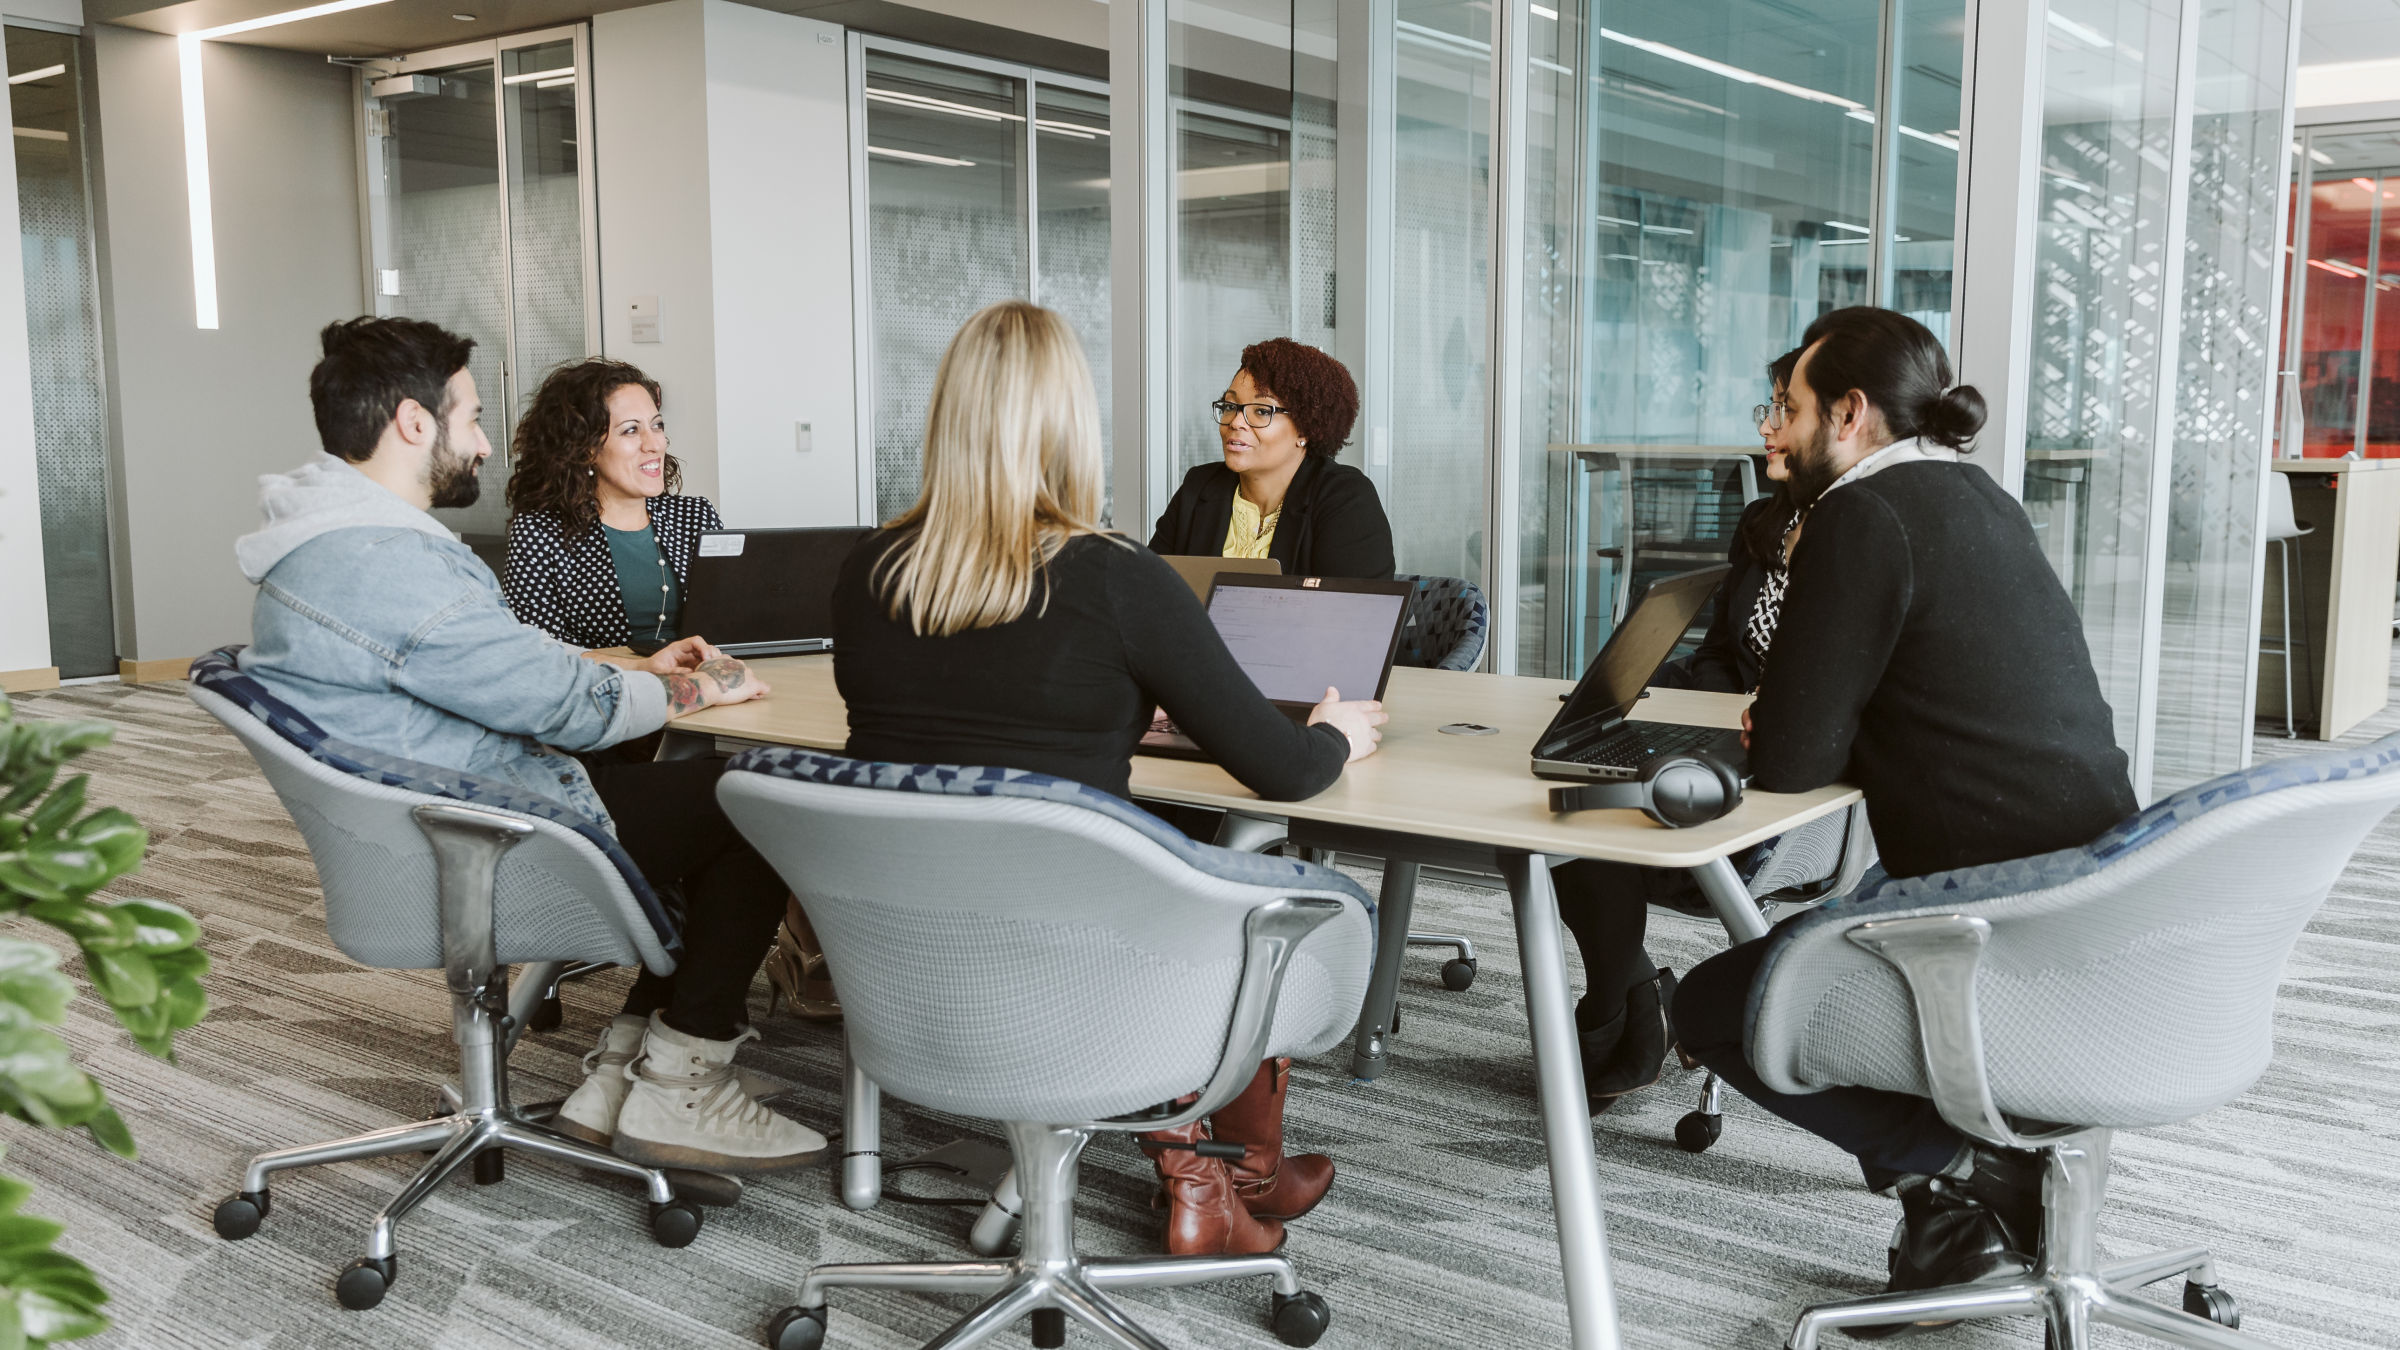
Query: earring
588,468,596,476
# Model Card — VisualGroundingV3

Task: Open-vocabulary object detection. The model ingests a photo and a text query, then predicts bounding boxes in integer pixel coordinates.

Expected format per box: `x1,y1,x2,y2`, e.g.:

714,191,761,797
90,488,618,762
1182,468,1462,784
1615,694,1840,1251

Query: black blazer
1147,455,1396,580
1649,496,1786,695
503,494,725,647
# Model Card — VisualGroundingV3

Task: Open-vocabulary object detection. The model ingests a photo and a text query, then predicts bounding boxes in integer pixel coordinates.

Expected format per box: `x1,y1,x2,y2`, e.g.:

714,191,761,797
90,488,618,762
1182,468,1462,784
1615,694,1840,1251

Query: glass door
361,27,598,556
9,26,113,679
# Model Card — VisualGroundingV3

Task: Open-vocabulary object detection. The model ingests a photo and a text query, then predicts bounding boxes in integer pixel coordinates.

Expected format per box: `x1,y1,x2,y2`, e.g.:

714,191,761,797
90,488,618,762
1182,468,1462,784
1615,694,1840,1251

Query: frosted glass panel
503,39,587,417
1035,84,1113,503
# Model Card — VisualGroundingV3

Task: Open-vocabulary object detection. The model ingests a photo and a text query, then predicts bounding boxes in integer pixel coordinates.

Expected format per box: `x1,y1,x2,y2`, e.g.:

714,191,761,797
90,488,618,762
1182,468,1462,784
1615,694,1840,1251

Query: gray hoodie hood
236,454,457,584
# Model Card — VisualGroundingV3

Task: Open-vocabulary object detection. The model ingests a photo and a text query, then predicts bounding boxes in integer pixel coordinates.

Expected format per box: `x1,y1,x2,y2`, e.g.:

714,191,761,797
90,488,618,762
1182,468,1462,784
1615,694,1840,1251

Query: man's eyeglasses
1753,400,1792,431
1212,400,1290,429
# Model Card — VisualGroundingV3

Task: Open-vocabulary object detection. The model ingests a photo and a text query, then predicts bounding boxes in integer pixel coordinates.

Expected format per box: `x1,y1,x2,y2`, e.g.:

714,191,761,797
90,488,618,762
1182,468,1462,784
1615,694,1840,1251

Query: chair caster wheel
335,1255,395,1310
650,1198,703,1248
1031,1307,1066,1348
2185,1280,2241,1329
1440,958,1477,991
1271,1290,1331,1346
765,1304,826,1350
473,1150,505,1185
212,1189,268,1240
1674,1110,1723,1153
528,993,563,1033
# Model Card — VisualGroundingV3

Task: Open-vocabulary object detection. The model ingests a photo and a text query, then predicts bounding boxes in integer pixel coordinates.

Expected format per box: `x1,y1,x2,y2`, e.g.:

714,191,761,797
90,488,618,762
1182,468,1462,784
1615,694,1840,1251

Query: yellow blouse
1224,492,1281,560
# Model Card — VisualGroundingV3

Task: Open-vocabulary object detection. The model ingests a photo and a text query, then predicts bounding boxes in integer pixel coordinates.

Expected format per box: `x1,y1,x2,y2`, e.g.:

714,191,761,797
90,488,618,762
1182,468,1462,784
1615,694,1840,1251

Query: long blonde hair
874,301,1113,636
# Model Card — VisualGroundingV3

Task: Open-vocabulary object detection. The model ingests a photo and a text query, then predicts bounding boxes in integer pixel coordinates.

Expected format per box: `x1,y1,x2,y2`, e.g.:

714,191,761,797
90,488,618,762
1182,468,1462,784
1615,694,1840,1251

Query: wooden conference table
663,658,1860,1350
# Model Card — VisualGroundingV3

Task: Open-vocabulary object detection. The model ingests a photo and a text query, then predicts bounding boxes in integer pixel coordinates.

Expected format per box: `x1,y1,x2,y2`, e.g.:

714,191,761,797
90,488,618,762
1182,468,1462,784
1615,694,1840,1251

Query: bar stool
2260,472,2315,739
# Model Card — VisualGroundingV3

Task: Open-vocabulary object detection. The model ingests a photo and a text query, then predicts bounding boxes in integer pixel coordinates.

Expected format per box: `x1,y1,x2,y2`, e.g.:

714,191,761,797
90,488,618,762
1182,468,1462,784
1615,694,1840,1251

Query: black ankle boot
1587,968,1675,1110
1843,1171,2035,1341
1962,1144,2047,1262
1576,999,1627,1115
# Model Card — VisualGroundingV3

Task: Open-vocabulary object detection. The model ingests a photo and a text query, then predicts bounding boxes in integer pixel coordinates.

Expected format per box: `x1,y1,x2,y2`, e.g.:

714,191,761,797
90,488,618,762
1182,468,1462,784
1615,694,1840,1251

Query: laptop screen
1550,565,1731,732
1208,580,1410,705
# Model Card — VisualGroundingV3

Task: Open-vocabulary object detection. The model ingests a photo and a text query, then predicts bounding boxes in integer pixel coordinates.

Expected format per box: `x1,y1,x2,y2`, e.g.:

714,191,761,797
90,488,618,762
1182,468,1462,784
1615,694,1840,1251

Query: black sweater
834,531,1350,802
1148,455,1397,579
1747,462,2136,880
1650,496,1783,695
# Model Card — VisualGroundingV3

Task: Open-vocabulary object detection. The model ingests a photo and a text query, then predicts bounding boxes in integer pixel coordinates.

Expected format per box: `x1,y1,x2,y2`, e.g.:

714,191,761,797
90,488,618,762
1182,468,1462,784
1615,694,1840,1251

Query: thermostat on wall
630,296,660,344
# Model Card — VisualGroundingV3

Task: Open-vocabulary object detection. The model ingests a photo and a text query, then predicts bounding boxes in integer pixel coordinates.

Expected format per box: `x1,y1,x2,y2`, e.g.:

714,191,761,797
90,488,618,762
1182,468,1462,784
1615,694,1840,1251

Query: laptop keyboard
1566,721,1727,769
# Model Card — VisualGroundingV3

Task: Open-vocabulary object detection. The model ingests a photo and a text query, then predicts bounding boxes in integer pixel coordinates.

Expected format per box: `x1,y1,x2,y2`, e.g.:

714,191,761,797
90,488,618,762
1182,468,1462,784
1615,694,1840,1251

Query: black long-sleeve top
1747,462,2136,880
1148,455,1397,580
1649,496,1783,695
833,531,1350,802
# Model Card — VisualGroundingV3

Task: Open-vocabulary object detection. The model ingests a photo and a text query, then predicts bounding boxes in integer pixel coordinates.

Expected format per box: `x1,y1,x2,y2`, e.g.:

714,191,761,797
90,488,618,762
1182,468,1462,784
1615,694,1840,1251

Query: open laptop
1159,554,1283,605
1530,564,1748,782
635,525,874,658
1139,573,1414,761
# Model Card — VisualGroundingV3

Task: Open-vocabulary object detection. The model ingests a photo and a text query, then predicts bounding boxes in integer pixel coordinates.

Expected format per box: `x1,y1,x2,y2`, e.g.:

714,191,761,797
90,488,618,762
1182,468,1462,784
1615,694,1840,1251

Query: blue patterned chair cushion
1747,730,2400,1042
190,647,679,950
725,747,1378,919
1393,573,1489,672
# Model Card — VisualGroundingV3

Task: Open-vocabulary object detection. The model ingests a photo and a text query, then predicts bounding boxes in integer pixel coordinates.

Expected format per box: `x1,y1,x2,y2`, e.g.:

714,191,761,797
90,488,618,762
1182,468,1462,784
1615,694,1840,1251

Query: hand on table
640,635,720,675
1741,705,1753,750
661,653,771,716
1307,686,1388,762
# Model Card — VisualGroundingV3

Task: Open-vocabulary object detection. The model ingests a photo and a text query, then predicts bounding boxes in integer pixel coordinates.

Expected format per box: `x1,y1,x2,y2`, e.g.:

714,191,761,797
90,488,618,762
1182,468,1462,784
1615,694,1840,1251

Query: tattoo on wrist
662,672,705,716
697,657,747,691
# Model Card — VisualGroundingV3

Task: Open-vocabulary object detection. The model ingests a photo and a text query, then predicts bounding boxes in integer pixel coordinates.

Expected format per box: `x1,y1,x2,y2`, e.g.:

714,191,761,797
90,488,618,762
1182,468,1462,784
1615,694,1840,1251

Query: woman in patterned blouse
503,359,725,652
1549,347,1805,1114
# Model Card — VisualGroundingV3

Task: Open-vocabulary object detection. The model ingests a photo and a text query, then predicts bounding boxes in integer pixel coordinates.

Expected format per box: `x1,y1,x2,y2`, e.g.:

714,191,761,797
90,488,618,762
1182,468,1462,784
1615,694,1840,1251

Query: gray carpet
3,668,2396,1350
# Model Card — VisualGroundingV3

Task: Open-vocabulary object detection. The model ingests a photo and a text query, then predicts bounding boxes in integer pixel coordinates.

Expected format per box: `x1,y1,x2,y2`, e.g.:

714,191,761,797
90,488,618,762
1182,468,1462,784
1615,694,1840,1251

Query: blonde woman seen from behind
831,301,1383,1260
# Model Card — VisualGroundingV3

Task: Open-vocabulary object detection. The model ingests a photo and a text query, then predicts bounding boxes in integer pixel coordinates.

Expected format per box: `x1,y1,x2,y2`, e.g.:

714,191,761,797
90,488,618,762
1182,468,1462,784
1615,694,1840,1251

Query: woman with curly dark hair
503,358,725,650
1148,338,1394,579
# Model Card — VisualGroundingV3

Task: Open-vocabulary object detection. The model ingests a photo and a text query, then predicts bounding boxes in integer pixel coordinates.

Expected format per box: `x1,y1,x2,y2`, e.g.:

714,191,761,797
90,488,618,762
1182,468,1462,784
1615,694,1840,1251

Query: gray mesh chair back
716,748,1374,1350
185,649,701,1309
1760,733,2400,1350
1392,573,1489,671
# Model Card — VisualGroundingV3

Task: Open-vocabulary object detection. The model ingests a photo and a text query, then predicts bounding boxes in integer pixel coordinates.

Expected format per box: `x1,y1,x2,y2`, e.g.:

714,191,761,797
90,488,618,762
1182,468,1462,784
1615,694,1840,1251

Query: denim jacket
233,455,668,827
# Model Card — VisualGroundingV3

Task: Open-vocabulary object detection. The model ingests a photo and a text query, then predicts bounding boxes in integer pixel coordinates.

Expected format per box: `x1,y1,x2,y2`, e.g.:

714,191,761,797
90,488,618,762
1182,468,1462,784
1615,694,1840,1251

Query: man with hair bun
1669,306,2137,1325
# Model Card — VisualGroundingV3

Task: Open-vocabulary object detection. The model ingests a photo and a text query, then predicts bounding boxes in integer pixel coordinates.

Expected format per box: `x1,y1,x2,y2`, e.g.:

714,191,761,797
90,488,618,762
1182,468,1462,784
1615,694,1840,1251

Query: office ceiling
2301,0,2400,66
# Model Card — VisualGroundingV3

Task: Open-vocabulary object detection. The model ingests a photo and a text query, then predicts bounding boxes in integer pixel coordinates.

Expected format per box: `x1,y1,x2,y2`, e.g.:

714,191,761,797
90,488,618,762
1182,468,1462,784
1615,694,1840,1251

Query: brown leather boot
1209,1058,1335,1222
1138,1120,1285,1256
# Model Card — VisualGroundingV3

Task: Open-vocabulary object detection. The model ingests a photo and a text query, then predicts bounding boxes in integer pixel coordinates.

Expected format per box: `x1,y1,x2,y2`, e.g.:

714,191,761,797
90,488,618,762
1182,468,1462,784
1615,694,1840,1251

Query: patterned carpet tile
0,674,2395,1348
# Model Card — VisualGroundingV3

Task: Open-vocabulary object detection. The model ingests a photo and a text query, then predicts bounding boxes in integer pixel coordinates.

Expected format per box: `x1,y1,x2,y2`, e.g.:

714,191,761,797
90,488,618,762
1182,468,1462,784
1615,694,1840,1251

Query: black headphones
1547,753,1743,829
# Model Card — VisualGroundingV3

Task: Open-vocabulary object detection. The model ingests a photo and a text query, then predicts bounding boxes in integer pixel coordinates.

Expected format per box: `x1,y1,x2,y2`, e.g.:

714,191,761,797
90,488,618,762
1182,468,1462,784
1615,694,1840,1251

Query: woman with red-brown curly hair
503,358,725,651
1148,338,1394,579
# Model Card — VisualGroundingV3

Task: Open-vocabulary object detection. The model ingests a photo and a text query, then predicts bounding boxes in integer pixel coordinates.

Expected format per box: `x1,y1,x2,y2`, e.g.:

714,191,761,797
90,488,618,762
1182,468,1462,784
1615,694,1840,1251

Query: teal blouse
604,521,680,644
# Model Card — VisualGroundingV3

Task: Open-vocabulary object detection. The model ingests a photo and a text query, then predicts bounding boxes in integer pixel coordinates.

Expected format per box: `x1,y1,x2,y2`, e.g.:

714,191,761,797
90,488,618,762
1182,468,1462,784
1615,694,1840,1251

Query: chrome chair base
213,958,695,1310
769,1121,1330,1350
1786,1131,2265,1350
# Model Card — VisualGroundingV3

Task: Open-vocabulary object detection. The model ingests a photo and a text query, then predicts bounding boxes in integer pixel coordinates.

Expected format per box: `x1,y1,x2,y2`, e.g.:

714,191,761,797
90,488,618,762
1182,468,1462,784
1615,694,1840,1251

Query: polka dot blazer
503,494,725,648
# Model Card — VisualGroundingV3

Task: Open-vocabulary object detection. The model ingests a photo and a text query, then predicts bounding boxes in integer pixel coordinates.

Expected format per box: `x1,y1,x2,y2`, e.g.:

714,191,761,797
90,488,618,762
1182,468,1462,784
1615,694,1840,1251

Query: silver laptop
1530,565,1747,781
1139,573,1413,762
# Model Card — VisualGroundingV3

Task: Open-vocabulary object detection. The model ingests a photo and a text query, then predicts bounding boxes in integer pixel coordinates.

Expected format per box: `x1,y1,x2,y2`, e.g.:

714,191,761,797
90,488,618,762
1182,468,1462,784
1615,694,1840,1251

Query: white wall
594,0,858,529
0,63,53,675
89,28,362,661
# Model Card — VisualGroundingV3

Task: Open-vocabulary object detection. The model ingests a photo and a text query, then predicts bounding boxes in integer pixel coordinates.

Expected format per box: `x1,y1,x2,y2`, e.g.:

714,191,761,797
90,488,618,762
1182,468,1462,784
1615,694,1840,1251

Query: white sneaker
611,1013,829,1174
555,1014,648,1145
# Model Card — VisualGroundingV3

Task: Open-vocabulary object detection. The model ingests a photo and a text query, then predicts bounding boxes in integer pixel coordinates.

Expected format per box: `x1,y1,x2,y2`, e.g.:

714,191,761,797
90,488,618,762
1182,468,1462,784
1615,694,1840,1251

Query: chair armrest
1092,895,1348,1133
1846,914,2082,1152
414,803,536,1006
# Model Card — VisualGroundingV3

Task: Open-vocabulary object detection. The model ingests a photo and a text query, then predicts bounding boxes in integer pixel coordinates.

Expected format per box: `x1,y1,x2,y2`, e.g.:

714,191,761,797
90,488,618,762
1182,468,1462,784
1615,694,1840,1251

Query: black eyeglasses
1212,400,1290,429
1753,400,1791,431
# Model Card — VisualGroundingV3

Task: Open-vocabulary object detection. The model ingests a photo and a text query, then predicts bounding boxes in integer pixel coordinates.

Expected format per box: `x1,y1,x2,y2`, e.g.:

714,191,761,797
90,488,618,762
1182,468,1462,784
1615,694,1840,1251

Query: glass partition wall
853,39,1111,522
2281,122,2400,458
359,27,599,554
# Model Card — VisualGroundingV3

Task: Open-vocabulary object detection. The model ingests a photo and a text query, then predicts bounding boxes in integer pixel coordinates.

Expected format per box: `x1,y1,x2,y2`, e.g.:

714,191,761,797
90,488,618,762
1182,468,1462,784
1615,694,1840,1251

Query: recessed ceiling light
453,12,476,19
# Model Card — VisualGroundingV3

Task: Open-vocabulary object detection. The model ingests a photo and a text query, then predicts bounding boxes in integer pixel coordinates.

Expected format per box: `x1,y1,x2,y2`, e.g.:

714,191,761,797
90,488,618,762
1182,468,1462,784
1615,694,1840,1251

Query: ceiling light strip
504,65,574,85
191,0,395,41
178,36,217,329
867,145,976,167
7,64,64,85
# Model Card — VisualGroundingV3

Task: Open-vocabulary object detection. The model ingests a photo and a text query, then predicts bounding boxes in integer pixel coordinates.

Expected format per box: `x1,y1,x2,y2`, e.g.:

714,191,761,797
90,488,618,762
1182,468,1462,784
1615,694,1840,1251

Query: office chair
2258,472,2315,739
716,748,1373,1350
185,649,707,1310
1752,731,2400,1349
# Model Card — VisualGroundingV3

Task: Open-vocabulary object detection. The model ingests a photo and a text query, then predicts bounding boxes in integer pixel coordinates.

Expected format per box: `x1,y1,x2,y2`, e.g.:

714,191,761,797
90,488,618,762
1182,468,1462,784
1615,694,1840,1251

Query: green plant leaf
0,1216,65,1259
19,723,108,769
0,1030,101,1129
76,1108,131,1162
77,951,156,1015
62,815,140,880
13,848,108,900
0,765,54,820
0,947,68,1029
99,903,192,956
0,1292,26,1350
20,781,84,845
19,905,110,947
0,865,62,906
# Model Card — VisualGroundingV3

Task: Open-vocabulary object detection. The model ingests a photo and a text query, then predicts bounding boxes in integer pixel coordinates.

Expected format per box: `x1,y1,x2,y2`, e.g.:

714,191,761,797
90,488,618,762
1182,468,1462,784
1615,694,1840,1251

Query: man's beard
425,420,483,509
1783,416,1841,508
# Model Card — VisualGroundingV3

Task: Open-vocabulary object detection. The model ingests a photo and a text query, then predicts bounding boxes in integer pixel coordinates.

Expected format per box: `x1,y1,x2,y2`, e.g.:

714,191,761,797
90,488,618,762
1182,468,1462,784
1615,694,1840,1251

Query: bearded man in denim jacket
234,317,825,1177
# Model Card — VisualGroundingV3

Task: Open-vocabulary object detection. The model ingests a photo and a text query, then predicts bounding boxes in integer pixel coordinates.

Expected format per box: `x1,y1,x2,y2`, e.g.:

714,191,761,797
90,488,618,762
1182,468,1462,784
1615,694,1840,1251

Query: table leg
1499,851,1623,1350
655,727,715,762
1346,861,1420,1080
1690,856,1770,944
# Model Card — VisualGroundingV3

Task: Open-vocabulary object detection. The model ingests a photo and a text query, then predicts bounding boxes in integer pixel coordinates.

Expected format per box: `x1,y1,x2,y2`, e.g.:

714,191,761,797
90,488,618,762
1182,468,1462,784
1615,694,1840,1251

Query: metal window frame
1866,0,1902,305
1335,0,1396,506
1484,0,1532,675
1110,0,1171,533
848,32,1107,522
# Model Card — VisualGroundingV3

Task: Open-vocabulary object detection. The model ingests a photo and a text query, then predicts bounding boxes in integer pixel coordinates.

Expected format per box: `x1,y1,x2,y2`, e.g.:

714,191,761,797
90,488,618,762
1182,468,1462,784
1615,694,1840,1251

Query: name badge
698,534,746,557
